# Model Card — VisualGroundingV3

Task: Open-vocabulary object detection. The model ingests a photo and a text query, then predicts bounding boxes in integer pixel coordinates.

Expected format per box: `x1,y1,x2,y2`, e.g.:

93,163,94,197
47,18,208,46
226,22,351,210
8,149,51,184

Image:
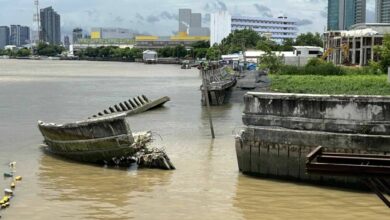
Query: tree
206,46,221,60
16,48,31,57
191,41,210,49
174,45,187,58
194,48,208,59
36,43,65,56
375,34,390,73
280,38,294,51
295,32,323,47
220,29,262,54
256,39,279,52
259,51,283,74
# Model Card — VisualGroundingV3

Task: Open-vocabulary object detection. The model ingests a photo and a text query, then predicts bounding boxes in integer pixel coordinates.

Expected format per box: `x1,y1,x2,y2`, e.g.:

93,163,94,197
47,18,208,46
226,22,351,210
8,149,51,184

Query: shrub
279,62,345,75
306,58,325,67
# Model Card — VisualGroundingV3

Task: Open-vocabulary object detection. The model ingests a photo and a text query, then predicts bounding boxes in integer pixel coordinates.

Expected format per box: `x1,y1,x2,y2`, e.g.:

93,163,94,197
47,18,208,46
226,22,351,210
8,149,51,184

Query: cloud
114,16,124,23
204,1,228,12
146,15,160,23
320,6,327,18
296,19,313,26
160,11,178,20
253,4,273,18
136,13,144,21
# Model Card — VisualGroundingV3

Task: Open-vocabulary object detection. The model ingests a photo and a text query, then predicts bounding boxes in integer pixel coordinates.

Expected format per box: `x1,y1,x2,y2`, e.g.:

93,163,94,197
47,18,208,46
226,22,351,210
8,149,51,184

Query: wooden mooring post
201,68,216,139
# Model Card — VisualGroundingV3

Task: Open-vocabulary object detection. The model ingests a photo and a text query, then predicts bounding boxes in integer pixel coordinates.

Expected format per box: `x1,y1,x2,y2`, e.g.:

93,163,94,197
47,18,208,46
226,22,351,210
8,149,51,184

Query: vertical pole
201,68,215,139
387,67,390,83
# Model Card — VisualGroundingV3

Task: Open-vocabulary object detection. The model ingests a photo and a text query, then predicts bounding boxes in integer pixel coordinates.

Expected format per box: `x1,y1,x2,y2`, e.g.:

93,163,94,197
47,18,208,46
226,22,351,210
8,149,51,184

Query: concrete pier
201,67,236,106
236,92,390,188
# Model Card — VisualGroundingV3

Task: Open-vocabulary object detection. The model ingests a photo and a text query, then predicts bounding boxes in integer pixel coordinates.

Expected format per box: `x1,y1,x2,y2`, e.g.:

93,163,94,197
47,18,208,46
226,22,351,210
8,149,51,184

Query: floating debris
3,173,12,178
14,176,22,181
106,131,175,170
3,189,12,196
10,182,15,189
8,162,16,168
137,148,175,170
0,196,10,205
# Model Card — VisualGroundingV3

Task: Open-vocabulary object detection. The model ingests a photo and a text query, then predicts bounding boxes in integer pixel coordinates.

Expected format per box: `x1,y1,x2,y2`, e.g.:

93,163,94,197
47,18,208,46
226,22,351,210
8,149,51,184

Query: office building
328,0,366,31
376,0,390,23
40,6,61,45
9,25,30,46
0,26,10,49
90,28,133,39
178,9,210,36
210,11,297,45
72,28,83,43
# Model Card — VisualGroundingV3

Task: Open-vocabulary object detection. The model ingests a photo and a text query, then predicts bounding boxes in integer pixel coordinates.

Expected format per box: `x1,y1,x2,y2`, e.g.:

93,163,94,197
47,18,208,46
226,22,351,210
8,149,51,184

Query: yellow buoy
15,176,22,181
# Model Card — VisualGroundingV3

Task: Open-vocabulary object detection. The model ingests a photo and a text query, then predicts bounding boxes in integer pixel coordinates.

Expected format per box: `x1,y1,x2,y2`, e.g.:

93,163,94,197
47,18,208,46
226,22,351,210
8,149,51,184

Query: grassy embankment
270,74,390,95
268,62,390,96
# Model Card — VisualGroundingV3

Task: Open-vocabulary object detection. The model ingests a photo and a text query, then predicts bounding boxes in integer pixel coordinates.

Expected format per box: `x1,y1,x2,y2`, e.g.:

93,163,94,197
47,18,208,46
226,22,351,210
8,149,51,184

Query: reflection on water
38,154,172,219
0,60,388,219
233,175,389,220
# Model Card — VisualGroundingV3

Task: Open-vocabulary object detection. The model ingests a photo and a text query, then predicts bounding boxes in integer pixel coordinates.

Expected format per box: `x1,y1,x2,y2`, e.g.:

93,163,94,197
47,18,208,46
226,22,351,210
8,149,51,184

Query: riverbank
1,56,185,65
269,74,390,95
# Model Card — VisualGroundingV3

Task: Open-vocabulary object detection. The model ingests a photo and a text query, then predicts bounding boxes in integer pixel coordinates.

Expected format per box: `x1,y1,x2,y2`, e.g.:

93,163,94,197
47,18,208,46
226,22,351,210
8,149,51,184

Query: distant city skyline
0,0,377,37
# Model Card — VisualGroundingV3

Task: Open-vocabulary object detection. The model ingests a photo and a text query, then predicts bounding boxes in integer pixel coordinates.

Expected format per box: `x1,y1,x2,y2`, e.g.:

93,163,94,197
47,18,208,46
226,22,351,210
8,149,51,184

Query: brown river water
0,60,388,219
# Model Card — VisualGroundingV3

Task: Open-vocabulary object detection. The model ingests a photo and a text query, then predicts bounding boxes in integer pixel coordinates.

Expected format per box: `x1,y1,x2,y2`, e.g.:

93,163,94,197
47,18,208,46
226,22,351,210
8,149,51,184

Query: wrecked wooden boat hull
90,95,170,119
38,114,138,164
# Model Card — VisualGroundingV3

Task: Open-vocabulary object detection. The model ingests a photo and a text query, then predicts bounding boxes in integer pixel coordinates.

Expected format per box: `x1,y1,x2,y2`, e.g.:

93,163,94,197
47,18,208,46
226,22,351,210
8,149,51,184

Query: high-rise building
10,25,30,46
210,11,297,46
72,28,83,43
328,0,366,30
40,6,61,45
64,36,70,50
179,9,192,33
376,0,390,23
0,26,10,49
178,9,210,36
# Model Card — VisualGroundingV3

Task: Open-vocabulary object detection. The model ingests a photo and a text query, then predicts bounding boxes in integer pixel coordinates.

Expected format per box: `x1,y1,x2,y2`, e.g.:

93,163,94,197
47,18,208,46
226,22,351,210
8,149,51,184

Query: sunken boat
90,95,170,119
38,113,140,164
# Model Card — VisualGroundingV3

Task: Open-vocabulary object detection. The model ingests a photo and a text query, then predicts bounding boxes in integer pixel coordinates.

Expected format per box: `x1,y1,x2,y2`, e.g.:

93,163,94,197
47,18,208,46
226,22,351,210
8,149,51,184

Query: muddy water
0,60,388,219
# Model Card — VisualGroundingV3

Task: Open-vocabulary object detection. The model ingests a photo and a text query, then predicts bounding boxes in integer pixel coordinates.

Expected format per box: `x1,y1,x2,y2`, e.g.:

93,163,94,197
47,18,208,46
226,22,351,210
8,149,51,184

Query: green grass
270,74,390,95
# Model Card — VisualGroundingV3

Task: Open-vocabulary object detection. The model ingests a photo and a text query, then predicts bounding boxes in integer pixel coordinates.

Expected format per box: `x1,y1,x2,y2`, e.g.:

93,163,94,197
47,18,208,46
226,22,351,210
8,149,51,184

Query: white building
241,46,323,65
142,50,158,63
210,11,232,46
210,11,298,46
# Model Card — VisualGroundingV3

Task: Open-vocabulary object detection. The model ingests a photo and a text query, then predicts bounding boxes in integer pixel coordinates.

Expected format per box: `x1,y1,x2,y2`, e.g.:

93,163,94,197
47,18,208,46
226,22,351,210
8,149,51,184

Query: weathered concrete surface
236,92,390,188
201,67,236,106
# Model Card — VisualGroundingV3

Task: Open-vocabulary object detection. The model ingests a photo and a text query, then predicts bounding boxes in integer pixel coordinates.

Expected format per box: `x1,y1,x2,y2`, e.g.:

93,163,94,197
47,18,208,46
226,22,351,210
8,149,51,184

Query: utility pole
201,67,215,139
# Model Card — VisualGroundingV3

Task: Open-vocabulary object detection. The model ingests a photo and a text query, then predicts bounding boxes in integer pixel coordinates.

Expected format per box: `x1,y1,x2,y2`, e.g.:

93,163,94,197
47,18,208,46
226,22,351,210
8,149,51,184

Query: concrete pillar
339,50,343,64
359,37,364,66
352,37,356,65
388,67,390,83
371,36,375,61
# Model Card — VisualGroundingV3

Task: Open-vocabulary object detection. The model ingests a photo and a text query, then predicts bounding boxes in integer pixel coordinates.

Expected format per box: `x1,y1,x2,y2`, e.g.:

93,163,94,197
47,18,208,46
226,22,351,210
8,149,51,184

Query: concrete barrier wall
236,92,390,188
283,56,312,66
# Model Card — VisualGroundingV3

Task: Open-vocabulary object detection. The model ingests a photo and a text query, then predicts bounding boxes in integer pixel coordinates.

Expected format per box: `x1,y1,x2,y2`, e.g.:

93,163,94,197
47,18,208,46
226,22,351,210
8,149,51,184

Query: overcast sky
0,0,376,37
